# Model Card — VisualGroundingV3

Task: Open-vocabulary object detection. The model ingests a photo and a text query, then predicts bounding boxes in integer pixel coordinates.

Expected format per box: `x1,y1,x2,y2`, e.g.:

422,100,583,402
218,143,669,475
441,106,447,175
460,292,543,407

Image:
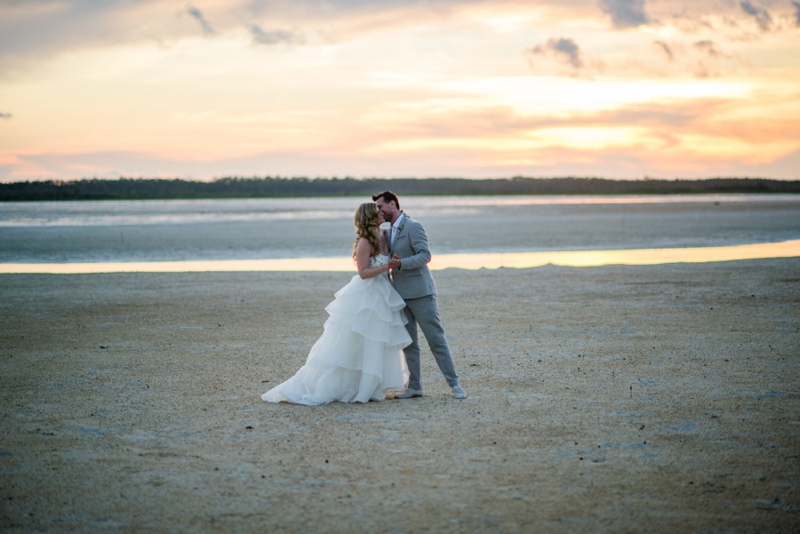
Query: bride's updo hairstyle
353,202,382,260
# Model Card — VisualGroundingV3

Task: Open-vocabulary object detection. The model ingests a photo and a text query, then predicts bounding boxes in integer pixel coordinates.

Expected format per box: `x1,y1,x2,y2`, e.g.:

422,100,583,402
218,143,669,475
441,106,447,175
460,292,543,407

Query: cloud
532,38,582,68
739,1,772,32
793,2,800,27
403,101,713,142
187,6,214,36
691,40,736,77
526,37,583,70
4,92,798,181
0,1,222,78
549,38,582,68
599,0,650,29
249,25,301,45
0,112,11,119
636,39,744,78
693,40,719,57
653,41,673,61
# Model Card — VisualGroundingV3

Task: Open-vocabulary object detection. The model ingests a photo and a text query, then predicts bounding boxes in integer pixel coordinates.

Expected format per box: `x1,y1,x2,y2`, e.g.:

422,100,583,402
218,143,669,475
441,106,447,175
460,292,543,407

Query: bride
261,202,411,405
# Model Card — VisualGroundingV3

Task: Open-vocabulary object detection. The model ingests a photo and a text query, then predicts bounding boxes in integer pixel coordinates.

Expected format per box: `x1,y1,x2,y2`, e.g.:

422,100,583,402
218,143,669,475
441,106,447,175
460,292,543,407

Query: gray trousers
402,294,459,390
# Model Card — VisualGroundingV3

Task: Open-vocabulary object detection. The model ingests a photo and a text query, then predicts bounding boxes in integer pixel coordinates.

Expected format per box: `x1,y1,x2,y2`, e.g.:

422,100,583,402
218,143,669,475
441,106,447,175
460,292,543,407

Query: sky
1,0,799,182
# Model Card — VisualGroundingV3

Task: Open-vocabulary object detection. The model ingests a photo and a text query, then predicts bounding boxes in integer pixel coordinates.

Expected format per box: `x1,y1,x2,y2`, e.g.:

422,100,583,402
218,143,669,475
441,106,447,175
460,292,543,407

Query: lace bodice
370,253,390,268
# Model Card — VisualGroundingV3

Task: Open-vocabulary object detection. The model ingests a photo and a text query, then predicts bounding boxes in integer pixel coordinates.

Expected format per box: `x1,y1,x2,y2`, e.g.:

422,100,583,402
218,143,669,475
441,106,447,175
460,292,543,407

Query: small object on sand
99,345,109,349
245,426,253,430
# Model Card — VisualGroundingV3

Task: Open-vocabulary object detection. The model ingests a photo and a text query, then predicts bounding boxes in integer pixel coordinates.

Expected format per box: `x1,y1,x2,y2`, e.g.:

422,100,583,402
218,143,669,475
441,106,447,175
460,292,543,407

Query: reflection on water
2,240,798,274
431,240,800,269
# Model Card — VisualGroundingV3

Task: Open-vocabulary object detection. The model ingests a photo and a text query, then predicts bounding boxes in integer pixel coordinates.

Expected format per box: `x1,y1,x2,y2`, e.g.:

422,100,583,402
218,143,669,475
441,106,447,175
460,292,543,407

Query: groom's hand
389,255,401,269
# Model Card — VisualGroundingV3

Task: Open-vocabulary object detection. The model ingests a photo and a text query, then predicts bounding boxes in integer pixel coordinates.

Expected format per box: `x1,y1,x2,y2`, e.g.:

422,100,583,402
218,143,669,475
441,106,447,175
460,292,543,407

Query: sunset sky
1,0,799,182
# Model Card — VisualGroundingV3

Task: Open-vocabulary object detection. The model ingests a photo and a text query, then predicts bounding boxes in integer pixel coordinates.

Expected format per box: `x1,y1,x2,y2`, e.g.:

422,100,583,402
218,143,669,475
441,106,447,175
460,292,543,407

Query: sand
1,259,799,532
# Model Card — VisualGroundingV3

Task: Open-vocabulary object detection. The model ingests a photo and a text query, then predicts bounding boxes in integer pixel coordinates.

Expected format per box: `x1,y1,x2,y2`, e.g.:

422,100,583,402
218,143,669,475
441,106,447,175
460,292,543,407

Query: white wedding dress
262,254,411,405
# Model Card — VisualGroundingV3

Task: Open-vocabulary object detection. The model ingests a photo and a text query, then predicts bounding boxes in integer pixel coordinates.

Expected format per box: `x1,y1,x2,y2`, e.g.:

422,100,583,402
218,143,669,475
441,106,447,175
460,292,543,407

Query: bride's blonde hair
353,202,382,260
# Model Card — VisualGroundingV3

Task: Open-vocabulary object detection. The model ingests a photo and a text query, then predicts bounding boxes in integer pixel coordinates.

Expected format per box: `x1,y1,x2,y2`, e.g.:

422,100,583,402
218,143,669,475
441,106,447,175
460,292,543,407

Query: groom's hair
371,190,400,209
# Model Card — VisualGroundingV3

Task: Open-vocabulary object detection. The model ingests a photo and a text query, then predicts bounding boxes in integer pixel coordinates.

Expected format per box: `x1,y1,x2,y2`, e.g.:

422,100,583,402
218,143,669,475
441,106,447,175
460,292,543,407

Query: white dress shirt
390,212,406,247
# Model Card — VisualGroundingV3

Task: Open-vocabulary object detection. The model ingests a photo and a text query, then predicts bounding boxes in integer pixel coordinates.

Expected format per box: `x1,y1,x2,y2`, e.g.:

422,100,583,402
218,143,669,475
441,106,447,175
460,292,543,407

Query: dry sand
1,259,799,532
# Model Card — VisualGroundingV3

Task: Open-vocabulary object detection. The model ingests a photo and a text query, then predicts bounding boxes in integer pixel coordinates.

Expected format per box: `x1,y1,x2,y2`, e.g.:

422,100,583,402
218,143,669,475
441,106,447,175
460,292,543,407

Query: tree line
1,176,799,201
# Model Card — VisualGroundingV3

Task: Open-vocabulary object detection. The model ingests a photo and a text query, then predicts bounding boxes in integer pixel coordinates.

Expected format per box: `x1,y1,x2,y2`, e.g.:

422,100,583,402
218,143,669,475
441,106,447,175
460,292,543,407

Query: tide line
1,240,798,274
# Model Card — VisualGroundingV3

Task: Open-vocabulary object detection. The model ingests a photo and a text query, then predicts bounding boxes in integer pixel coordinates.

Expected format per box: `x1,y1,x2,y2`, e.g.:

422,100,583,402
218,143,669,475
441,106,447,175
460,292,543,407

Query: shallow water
2,194,795,228
1,194,799,266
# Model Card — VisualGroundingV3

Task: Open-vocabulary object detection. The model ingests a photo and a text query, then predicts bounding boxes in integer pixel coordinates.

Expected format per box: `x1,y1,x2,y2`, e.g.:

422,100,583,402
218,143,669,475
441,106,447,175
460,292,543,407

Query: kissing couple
262,190,467,405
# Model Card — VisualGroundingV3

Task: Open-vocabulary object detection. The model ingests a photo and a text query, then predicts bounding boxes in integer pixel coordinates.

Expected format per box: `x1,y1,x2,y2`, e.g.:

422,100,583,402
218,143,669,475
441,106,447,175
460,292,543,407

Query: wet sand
1,259,799,532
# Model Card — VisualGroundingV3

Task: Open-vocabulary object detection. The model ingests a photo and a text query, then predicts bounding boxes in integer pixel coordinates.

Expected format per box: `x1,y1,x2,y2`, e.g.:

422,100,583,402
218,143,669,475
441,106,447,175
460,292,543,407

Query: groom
372,190,467,400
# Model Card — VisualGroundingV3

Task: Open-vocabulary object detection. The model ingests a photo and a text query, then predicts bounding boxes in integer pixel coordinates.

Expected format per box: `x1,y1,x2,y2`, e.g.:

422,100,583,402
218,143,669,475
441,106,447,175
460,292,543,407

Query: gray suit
387,214,459,390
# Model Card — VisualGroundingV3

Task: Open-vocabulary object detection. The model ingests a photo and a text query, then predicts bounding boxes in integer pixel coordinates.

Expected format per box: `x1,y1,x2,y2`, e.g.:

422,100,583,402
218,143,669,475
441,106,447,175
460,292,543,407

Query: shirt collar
392,212,405,230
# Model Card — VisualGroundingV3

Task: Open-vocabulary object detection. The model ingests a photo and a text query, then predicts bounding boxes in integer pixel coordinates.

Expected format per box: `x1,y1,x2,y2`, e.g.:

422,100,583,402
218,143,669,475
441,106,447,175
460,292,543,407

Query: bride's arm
356,238,390,280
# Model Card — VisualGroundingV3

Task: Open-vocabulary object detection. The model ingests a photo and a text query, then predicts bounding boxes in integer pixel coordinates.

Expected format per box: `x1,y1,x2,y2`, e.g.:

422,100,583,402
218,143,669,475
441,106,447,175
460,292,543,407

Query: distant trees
1,176,799,201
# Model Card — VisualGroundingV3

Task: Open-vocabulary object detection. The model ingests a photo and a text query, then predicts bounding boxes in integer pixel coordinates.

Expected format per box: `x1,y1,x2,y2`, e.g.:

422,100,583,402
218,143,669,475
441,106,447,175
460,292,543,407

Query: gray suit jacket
386,214,437,300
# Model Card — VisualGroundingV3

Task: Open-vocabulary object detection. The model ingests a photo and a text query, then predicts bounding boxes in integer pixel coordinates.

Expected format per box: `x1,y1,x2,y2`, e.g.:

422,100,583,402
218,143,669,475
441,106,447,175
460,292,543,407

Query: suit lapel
392,214,408,249
383,228,392,254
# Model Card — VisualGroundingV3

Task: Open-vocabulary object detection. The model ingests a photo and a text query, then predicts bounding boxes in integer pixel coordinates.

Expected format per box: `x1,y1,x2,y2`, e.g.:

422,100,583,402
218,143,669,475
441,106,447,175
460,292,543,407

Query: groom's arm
398,221,432,270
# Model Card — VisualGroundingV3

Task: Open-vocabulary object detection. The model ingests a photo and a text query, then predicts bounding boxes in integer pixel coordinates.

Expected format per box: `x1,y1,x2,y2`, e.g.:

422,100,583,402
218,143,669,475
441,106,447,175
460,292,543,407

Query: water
1,194,799,272
0,194,795,228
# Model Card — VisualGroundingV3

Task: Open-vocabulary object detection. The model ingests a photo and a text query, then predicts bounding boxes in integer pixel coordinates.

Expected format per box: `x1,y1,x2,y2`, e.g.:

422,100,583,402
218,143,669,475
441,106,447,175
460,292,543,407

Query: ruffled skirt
262,273,411,405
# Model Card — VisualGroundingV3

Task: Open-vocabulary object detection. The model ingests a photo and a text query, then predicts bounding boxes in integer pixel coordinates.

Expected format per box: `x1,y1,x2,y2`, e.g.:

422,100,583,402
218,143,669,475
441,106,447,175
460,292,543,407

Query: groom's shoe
452,384,468,399
395,388,423,399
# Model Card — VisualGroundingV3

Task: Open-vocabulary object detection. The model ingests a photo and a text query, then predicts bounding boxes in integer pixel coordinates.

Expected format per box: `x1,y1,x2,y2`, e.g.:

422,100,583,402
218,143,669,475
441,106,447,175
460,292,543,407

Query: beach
1,258,799,532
